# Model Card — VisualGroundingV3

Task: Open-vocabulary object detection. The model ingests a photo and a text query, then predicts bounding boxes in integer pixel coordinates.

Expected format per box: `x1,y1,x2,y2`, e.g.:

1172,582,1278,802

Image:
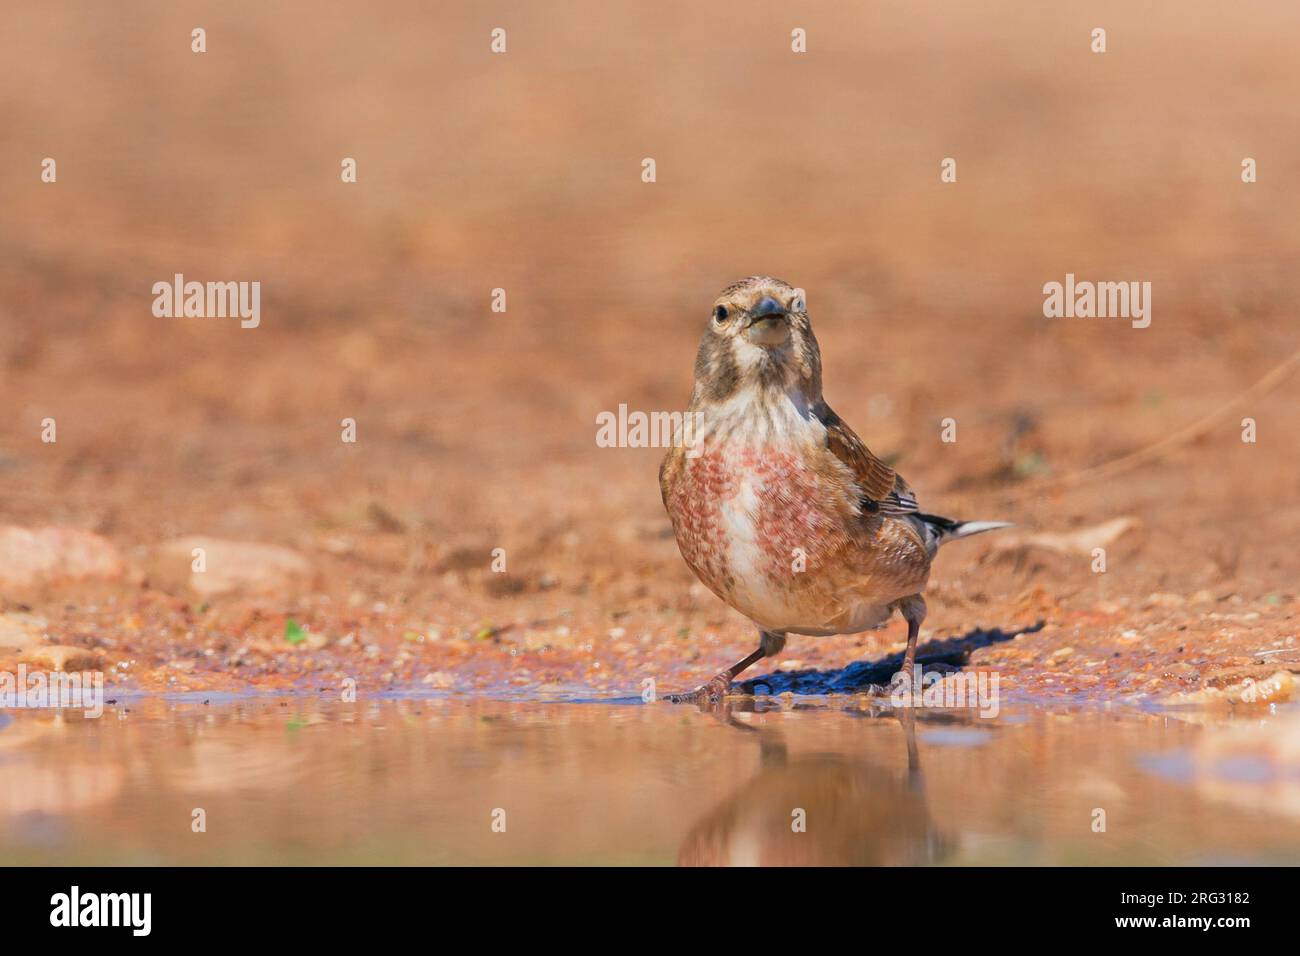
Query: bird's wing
816,403,918,517
659,443,686,508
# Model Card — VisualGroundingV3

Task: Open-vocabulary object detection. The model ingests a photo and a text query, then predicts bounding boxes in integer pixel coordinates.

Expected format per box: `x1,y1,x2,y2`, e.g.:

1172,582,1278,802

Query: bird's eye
712,305,729,324
790,294,805,312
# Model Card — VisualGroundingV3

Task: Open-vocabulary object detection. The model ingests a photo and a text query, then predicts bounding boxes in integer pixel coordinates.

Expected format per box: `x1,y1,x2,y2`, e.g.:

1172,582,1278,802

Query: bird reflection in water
677,707,951,866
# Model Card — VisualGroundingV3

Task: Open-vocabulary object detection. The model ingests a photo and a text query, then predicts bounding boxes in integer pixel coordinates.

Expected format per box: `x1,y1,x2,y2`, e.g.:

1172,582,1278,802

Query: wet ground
3,694,1299,866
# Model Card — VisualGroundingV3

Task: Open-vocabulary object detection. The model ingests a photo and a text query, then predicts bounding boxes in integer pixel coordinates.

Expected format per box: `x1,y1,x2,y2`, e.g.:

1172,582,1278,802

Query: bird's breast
664,439,860,627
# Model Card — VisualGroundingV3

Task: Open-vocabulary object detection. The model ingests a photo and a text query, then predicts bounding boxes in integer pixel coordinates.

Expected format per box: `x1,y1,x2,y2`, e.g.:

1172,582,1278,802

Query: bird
659,276,1010,704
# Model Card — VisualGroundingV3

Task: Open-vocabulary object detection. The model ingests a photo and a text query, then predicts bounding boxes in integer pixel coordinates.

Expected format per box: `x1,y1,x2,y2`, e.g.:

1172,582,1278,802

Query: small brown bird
660,276,1009,703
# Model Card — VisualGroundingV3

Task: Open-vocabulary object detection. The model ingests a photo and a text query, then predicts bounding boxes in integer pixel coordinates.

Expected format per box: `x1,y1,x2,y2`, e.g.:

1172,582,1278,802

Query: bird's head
691,276,823,407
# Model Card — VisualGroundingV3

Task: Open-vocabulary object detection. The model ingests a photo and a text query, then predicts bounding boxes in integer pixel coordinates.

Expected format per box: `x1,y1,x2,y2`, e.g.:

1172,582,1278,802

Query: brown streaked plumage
660,276,1010,704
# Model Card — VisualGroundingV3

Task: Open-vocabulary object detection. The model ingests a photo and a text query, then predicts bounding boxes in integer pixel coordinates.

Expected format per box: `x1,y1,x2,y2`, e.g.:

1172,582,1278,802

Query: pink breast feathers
668,446,850,598
666,452,740,597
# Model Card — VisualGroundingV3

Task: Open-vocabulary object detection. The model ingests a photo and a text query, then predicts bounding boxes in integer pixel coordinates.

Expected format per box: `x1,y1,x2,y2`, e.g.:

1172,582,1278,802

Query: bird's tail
914,512,1013,552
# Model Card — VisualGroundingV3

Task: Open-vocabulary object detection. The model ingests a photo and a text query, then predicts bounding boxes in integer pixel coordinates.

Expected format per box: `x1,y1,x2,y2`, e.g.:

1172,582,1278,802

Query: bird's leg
903,620,919,682
898,705,923,792
664,646,763,705
896,594,927,685
665,630,785,705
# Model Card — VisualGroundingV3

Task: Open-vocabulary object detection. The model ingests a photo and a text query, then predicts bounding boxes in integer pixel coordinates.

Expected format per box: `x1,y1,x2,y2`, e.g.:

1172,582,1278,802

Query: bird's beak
744,297,791,346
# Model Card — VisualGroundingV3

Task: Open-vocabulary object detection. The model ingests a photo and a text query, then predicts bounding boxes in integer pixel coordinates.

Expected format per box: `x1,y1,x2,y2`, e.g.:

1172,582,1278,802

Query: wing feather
817,403,918,516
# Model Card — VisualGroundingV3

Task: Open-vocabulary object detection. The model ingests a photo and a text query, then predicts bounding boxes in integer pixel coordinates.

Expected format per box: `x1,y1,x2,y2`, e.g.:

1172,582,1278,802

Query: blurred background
1,1,1297,690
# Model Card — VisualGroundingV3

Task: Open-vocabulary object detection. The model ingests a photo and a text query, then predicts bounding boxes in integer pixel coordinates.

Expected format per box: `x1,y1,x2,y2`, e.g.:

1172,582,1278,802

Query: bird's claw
663,673,733,705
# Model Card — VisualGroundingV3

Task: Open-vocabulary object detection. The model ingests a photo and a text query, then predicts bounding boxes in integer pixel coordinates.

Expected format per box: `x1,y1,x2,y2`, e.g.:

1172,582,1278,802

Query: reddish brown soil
1,2,1297,706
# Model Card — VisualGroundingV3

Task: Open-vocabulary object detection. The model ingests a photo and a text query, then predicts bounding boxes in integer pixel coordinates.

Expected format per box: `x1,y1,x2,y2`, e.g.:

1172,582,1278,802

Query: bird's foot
663,672,733,705
891,654,918,688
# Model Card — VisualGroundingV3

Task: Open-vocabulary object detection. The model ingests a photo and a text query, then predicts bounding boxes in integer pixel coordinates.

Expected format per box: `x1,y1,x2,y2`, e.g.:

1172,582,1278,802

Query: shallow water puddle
1,697,1298,865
